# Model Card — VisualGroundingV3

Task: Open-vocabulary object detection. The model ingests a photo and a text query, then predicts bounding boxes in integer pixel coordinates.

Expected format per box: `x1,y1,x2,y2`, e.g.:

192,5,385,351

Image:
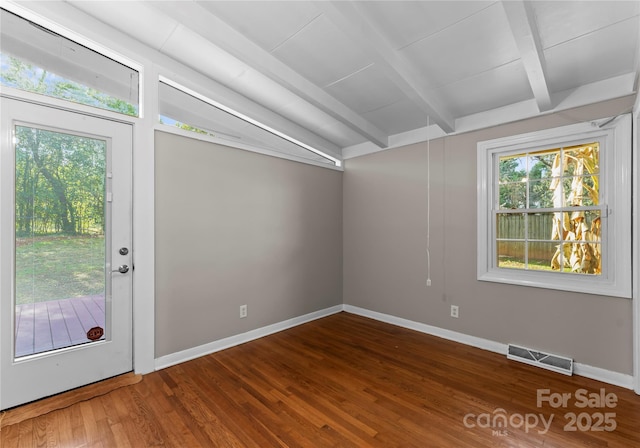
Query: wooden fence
497,213,556,261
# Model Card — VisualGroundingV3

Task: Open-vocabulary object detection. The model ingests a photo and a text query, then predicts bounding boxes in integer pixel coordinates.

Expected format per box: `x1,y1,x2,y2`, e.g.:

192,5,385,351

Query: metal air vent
507,344,573,376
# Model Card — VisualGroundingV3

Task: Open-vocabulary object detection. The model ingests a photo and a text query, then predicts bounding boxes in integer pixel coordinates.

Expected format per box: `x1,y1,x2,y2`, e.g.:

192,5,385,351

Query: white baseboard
573,363,634,389
154,305,343,370
155,303,634,390
343,305,634,390
343,305,508,355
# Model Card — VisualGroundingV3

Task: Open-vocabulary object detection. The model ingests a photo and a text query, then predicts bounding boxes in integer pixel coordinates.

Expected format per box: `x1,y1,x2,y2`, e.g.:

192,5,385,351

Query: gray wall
344,96,635,374
155,132,343,357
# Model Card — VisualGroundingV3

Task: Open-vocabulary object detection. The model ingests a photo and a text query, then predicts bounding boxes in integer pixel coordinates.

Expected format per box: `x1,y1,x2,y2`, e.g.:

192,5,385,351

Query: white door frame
633,110,640,395
1,0,156,378
0,97,133,409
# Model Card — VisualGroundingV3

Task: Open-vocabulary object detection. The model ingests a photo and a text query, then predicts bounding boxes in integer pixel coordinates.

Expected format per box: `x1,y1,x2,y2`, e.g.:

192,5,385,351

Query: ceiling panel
399,2,520,89
431,61,533,117
271,13,372,88
196,1,321,52
364,1,494,50
324,64,407,114
362,98,430,136
532,0,640,49
544,17,638,93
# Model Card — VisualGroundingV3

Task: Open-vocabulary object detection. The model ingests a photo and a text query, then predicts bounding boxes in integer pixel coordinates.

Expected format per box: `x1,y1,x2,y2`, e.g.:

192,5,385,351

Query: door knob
116,265,129,274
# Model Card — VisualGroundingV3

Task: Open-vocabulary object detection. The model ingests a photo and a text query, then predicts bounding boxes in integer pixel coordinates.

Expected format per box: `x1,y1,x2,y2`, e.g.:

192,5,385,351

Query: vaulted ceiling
67,1,640,158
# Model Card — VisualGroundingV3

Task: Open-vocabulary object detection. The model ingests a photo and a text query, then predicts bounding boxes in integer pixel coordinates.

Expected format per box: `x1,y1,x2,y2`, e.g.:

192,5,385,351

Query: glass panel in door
14,125,108,358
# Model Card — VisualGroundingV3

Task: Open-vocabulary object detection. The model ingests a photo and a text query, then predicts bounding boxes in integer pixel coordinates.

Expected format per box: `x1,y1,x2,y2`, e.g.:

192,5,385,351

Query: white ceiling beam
149,0,389,148
314,1,455,133
502,0,553,112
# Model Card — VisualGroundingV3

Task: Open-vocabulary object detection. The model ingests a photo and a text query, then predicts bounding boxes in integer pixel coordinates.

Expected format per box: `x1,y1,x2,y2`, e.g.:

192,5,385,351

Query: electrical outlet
450,305,459,318
239,304,247,318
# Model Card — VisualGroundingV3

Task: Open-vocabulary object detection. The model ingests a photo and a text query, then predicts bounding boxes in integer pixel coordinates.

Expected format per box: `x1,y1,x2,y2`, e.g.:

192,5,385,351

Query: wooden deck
14,295,105,357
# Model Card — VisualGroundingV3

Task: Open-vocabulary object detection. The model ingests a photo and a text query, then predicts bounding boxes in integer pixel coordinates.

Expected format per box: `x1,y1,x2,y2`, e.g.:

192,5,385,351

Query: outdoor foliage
160,115,216,137
15,126,106,236
549,144,601,274
497,143,601,274
0,53,138,116
14,127,107,303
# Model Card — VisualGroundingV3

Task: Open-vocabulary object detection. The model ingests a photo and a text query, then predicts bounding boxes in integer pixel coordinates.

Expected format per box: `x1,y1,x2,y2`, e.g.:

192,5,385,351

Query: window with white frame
477,115,631,298
0,9,139,116
157,78,341,167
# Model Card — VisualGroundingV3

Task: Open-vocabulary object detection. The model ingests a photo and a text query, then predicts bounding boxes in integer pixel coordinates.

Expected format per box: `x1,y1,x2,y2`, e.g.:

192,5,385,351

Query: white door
0,98,132,410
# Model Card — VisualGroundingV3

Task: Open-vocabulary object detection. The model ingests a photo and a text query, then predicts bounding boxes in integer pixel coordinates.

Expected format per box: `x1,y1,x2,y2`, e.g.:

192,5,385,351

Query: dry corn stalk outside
549,144,601,274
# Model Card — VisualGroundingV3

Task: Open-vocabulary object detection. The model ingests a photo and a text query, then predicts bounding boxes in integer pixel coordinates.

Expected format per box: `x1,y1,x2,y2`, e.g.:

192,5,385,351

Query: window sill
478,268,631,299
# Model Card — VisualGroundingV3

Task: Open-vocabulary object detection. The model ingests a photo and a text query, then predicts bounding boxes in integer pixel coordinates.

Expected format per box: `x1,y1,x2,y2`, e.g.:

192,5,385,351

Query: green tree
528,154,554,209
498,157,526,209
1,54,137,116
15,126,105,236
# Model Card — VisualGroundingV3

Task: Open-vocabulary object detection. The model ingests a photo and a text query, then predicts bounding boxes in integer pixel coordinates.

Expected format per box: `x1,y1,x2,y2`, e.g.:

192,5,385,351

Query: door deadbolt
119,247,129,255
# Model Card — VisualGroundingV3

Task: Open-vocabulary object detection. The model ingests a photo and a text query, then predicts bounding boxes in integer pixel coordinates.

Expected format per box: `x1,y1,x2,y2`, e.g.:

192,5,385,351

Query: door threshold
0,372,142,428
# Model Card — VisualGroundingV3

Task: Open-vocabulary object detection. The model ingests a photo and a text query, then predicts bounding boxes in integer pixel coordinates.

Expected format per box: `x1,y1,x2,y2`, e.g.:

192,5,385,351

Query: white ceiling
64,1,640,157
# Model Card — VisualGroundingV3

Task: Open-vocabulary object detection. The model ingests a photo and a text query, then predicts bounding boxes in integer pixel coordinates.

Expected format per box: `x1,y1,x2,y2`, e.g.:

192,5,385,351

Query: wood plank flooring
0,373,142,429
2,312,639,447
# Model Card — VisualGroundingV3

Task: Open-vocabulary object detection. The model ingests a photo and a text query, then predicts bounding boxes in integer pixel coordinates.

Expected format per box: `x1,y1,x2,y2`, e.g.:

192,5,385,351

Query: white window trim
158,76,342,168
477,115,632,298
1,3,144,117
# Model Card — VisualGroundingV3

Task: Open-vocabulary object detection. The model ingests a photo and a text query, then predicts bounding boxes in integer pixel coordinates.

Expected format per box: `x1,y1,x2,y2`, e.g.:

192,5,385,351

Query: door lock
119,247,129,255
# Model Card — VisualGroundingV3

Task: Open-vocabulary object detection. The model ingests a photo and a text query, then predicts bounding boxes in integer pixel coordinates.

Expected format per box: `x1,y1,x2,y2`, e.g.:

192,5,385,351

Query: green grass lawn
498,256,573,272
16,235,105,304
498,256,555,271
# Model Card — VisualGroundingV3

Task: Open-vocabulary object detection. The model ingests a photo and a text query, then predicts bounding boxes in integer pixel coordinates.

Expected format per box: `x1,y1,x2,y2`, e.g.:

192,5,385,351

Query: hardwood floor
1,312,639,447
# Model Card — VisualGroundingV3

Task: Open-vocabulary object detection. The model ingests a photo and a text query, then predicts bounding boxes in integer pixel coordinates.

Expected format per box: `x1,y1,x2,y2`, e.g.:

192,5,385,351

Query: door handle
114,265,129,274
